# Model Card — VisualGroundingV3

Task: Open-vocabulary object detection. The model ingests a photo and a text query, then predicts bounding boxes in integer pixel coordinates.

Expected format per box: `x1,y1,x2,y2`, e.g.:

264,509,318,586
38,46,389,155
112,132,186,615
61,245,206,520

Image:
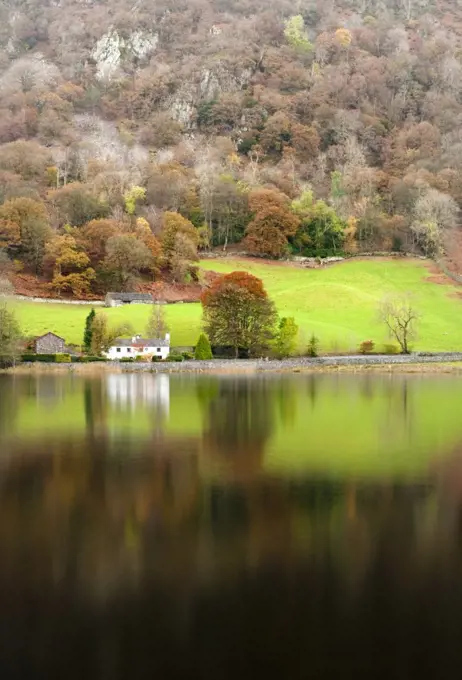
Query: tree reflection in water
1,374,462,677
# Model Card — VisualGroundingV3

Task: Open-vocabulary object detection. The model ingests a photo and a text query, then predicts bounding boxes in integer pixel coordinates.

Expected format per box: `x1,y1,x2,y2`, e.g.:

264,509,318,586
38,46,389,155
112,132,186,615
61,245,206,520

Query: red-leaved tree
244,189,300,258
201,271,277,357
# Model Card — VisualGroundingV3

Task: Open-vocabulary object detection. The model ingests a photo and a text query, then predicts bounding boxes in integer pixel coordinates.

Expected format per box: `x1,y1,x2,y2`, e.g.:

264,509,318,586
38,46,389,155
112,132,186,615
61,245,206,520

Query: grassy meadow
11,257,462,352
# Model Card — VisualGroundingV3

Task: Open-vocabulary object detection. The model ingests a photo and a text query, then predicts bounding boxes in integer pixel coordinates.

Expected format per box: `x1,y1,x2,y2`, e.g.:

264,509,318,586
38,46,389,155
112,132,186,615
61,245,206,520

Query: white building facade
104,334,170,361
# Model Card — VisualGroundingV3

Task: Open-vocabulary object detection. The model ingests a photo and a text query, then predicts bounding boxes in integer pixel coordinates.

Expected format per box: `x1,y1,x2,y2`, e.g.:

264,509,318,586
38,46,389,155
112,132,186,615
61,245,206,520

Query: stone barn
34,333,66,354
105,292,154,307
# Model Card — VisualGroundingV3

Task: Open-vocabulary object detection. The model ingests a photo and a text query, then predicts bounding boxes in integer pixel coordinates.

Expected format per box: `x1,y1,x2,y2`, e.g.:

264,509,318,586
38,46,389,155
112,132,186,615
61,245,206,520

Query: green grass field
11,257,462,352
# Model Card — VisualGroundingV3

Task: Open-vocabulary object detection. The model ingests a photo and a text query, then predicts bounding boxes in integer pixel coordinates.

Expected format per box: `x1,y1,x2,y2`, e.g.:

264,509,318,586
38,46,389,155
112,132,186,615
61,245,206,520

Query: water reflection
1,374,462,677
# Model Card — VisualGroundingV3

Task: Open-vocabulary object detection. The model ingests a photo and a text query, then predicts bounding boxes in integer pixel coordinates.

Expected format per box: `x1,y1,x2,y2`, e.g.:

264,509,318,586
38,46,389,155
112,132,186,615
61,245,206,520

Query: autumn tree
21,219,52,274
378,295,419,354
135,217,161,262
0,198,50,265
291,189,347,255
48,183,110,227
0,141,52,181
124,185,146,215
161,211,199,281
161,211,199,258
146,304,169,339
201,271,277,357
104,234,154,291
244,189,300,258
284,15,313,53
411,188,458,256
79,219,122,265
44,235,95,297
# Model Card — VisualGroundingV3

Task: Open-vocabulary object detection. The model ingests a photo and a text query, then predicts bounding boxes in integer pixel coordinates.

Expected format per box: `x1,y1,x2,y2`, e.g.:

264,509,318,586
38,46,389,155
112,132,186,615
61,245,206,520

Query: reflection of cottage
34,333,66,354
105,292,153,307
106,374,170,414
103,334,170,360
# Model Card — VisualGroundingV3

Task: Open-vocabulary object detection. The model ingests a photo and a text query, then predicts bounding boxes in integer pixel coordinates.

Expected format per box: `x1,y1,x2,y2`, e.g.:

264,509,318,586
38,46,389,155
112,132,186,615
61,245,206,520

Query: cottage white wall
103,345,170,360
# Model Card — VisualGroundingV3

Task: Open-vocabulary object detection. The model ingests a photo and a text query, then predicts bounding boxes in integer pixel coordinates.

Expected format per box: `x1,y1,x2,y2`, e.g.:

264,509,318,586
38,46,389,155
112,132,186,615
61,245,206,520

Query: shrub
194,333,213,360
306,334,320,358
0,356,14,369
21,353,57,362
382,343,400,355
182,351,194,360
359,340,375,355
55,353,71,363
72,355,106,363
120,357,135,363
167,353,184,362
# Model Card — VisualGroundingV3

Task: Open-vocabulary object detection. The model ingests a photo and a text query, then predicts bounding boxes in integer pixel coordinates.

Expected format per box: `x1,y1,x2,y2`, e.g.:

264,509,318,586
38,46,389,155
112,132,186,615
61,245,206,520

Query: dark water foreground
2,373,462,679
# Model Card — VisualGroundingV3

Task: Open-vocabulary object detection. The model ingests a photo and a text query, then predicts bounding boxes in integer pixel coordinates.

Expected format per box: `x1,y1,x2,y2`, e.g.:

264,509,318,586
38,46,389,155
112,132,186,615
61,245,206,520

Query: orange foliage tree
44,235,95,297
201,271,277,357
79,218,122,265
0,197,48,248
244,189,300,258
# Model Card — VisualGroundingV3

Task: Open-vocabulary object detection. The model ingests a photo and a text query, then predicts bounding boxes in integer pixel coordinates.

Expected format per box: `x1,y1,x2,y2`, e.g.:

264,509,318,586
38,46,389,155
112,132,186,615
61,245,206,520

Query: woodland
0,0,462,296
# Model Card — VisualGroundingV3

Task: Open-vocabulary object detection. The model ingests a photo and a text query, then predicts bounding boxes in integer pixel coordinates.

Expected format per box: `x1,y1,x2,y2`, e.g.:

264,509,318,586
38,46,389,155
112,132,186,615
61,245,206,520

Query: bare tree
378,294,419,354
146,304,169,339
411,188,458,257
0,251,13,297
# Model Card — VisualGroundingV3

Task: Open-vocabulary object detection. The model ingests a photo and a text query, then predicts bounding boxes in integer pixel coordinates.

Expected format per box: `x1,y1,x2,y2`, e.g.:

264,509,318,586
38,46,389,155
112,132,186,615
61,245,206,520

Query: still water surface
1,373,462,679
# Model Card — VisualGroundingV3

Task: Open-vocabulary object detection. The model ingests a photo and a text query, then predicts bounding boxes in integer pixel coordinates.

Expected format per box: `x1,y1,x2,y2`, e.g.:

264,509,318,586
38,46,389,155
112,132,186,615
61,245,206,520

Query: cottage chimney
132,334,141,343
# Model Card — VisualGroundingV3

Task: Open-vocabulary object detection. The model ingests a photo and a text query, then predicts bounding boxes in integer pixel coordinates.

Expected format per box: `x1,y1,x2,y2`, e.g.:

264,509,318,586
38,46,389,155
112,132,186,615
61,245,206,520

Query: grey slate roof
112,338,170,347
106,292,153,302
36,332,65,341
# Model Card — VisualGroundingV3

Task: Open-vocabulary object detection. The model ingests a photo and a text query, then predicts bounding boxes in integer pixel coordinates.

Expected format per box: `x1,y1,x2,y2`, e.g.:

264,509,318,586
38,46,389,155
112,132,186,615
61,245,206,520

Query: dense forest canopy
0,0,462,295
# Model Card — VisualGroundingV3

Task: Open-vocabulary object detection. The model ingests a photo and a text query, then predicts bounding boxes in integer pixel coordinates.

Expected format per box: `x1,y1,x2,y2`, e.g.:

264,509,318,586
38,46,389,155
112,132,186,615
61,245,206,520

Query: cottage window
127,347,131,353
157,348,161,353
116,348,121,353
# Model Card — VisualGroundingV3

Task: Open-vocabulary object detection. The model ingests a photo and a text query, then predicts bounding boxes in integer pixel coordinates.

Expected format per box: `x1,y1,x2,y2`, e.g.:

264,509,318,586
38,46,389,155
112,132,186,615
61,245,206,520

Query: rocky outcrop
169,63,253,127
92,29,159,81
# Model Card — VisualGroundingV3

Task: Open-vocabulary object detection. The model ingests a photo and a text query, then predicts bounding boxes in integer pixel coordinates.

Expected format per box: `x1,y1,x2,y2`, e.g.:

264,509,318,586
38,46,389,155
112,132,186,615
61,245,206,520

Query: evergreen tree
194,332,213,360
83,308,96,353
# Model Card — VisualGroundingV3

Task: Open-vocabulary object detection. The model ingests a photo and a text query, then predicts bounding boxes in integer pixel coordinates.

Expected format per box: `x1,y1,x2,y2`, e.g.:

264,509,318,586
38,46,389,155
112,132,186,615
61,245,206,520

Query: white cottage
104,334,170,360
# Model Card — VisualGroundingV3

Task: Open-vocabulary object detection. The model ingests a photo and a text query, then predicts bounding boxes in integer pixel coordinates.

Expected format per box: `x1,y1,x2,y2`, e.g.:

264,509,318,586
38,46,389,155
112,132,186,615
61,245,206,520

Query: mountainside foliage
0,0,462,294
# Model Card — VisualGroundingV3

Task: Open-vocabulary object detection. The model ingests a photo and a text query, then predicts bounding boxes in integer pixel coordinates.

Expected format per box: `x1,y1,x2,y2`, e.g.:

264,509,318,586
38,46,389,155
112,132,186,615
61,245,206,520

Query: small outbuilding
105,292,154,307
34,333,66,355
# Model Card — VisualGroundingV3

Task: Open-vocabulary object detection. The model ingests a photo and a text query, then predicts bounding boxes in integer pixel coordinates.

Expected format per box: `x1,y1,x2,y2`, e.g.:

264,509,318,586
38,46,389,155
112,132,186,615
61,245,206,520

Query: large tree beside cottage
201,271,277,357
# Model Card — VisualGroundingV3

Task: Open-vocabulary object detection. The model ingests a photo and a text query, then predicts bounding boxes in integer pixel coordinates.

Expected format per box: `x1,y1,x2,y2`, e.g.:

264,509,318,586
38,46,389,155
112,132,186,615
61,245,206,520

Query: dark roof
112,338,170,347
106,292,153,302
35,332,65,342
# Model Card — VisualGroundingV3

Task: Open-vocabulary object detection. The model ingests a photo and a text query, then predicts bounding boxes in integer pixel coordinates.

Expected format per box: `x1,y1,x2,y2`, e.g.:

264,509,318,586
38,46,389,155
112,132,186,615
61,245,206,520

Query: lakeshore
4,353,462,375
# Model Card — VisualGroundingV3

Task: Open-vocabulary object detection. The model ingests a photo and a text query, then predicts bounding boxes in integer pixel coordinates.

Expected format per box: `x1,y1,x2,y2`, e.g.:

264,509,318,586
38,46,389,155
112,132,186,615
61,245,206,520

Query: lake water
1,372,462,679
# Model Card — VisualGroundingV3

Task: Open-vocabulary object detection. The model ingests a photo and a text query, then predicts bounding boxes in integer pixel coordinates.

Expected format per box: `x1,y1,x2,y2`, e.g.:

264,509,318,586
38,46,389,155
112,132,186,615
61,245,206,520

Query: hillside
12,258,462,351
2,0,462,297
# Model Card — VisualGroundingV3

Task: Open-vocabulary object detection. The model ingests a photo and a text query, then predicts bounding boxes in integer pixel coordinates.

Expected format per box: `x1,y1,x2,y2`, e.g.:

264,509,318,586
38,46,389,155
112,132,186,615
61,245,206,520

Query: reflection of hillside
0,441,454,598
2,441,462,677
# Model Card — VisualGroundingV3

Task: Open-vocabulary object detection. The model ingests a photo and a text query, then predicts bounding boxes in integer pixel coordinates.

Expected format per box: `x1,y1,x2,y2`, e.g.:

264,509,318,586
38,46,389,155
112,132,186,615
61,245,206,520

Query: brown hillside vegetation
1,0,462,296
